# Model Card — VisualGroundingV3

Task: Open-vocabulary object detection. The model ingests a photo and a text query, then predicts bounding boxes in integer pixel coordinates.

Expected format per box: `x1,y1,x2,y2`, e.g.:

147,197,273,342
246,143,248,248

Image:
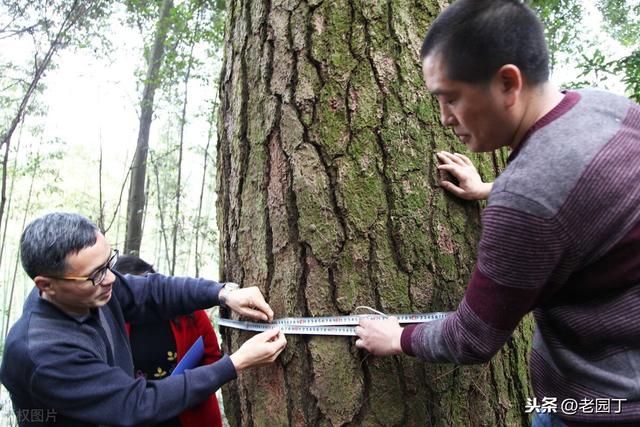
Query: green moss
369,357,406,426
334,130,386,233
280,104,304,157
314,81,349,158
334,239,371,312
308,337,364,425
371,224,411,312
311,0,358,80
434,252,460,282
304,252,334,317
242,365,289,427
221,0,531,424
248,94,270,146
386,185,432,272
355,0,385,21
292,144,344,264
336,161,385,231
295,59,321,127
349,64,382,131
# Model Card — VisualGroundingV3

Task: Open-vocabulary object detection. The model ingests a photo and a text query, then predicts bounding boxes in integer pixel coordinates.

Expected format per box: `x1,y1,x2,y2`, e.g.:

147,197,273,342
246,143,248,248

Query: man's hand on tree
436,151,493,200
224,286,275,321
354,317,404,356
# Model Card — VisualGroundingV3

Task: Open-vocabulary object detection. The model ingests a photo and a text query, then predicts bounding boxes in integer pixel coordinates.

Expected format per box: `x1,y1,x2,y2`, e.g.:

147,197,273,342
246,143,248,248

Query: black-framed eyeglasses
48,249,119,287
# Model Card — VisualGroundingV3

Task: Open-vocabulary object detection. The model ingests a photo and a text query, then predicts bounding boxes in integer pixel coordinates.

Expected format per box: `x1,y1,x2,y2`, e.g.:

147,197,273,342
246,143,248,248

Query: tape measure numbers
218,312,450,336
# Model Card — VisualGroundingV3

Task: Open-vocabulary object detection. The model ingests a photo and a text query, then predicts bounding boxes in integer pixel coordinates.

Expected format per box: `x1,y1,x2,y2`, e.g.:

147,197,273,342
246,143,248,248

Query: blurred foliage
596,0,640,46
123,0,226,94
529,0,640,102
0,0,115,54
527,0,585,71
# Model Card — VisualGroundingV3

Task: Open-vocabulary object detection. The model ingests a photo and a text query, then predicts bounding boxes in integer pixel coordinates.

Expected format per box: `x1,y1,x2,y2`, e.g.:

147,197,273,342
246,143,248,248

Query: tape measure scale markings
218,312,450,336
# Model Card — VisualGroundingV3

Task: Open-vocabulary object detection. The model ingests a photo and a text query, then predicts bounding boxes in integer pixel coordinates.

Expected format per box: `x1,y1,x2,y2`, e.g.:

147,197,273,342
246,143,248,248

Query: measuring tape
218,312,450,336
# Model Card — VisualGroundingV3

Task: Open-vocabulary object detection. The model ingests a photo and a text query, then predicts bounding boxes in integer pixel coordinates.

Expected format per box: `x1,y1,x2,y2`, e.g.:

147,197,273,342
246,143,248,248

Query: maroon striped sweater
402,90,640,425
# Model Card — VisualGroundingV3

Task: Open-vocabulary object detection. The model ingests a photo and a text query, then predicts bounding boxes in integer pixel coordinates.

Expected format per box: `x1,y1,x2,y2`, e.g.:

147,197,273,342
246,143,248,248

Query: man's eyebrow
430,89,455,97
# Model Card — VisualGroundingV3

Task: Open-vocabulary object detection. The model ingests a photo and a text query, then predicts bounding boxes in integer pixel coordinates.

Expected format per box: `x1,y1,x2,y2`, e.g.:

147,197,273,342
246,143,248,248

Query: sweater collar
29,287,100,324
508,90,581,163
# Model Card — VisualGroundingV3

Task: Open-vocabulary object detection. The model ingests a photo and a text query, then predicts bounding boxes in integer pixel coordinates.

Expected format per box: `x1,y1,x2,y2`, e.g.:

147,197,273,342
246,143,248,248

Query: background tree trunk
170,28,197,276
0,121,24,272
124,0,174,255
193,101,216,278
217,1,533,426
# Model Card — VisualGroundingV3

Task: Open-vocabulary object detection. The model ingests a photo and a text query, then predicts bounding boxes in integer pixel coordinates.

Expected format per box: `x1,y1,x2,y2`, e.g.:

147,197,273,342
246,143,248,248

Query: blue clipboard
171,336,204,375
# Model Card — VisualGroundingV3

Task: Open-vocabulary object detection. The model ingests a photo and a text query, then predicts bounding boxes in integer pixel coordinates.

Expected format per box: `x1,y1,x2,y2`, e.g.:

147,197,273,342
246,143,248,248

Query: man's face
422,54,516,152
43,232,116,316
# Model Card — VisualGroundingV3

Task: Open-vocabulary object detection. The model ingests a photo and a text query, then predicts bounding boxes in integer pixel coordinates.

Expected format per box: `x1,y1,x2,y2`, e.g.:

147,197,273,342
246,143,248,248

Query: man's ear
34,276,55,296
495,64,523,108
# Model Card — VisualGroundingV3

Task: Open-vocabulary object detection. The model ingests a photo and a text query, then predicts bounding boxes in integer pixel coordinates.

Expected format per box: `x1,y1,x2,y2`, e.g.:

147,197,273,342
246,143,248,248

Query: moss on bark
217,0,527,426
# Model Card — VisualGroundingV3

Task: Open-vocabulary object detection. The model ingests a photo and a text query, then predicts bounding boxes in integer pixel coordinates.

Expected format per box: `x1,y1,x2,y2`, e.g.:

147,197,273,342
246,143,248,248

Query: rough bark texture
216,1,533,426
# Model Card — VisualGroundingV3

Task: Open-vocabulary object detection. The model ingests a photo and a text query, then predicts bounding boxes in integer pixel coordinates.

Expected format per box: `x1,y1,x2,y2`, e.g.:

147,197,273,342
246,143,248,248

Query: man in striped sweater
354,0,640,425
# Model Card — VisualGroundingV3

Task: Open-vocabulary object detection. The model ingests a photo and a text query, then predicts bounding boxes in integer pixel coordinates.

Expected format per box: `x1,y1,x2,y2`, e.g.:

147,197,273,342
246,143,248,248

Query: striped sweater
402,90,640,425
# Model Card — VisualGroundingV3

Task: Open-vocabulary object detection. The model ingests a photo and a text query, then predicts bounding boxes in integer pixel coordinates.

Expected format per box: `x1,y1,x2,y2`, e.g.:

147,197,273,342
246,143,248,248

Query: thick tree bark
217,1,532,426
124,0,174,255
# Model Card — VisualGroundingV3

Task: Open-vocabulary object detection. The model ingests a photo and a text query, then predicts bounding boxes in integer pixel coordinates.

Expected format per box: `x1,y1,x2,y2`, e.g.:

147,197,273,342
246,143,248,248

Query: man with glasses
1,212,286,426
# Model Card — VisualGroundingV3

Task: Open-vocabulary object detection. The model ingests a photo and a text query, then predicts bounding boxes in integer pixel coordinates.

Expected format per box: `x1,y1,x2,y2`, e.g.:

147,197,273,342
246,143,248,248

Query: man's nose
440,107,456,126
439,103,456,126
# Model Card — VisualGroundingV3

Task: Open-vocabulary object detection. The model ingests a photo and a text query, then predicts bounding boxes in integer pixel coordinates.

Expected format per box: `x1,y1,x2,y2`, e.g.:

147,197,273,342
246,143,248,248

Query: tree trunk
0,120,24,272
193,102,215,278
124,0,174,255
98,138,106,232
171,30,197,275
216,1,532,426
3,143,38,341
151,151,172,271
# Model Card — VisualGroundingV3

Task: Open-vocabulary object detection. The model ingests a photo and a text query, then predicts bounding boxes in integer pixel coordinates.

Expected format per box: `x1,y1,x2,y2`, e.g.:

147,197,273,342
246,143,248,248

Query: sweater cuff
209,282,225,307
213,354,238,384
401,324,419,356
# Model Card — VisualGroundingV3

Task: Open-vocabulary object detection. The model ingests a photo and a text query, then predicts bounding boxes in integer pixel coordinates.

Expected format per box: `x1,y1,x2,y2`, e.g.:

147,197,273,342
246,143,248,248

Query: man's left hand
354,316,404,356
225,286,275,321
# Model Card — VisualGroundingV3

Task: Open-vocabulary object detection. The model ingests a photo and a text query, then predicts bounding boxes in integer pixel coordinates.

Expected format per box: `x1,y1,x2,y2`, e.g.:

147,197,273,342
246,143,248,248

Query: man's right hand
223,286,275,322
229,328,287,372
436,151,493,200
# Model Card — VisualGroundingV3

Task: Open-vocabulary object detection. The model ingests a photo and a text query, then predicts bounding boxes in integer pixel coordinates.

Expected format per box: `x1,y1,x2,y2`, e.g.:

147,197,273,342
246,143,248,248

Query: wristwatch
219,282,240,308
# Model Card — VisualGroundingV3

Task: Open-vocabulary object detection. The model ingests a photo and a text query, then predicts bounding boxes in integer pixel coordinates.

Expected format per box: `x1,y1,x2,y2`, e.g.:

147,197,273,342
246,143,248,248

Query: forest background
0,0,638,425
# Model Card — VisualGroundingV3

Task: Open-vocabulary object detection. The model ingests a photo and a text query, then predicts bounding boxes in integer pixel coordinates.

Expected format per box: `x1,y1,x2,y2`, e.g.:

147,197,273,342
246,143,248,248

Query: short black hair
421,0,549,85
20,212,99,279
113,255,155,276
